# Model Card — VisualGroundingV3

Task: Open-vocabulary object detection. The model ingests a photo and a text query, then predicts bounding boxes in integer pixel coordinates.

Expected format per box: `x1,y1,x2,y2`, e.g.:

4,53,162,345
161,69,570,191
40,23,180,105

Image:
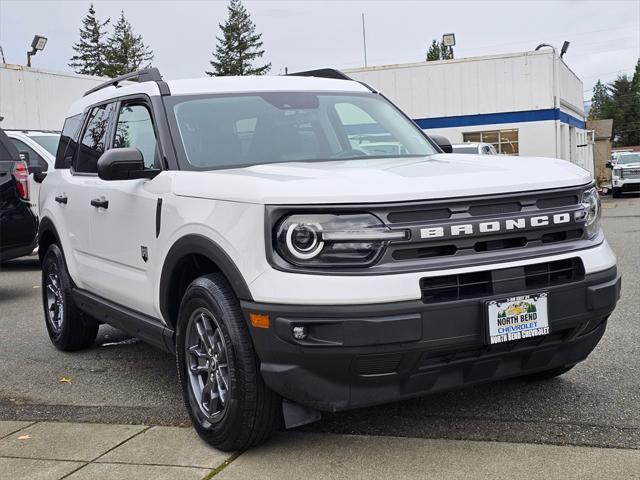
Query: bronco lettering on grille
420,212,579,239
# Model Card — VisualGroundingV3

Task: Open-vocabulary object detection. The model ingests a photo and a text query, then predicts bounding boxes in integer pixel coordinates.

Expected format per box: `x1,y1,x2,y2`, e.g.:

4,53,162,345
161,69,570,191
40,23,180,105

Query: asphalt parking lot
1,195,639,450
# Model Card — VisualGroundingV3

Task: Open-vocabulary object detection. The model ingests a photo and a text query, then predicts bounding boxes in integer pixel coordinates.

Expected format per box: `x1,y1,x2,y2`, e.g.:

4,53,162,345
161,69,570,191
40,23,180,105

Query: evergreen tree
609,73,638,146
104,11,154,77
426,39,453,62
426,40,440,61
206,0,270,76
588,80,613,120
588,61,640,147
627,59,640,146
68,4,110,76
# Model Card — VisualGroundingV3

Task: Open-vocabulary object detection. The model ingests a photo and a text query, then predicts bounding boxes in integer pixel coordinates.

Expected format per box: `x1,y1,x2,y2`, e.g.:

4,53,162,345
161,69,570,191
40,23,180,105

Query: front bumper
613,177,640,191
242,266,620,412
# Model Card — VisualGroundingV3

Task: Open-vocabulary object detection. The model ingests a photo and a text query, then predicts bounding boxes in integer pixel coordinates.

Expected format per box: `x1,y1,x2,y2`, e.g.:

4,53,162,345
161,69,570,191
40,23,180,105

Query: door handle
90,197,109,209
55,195,68,204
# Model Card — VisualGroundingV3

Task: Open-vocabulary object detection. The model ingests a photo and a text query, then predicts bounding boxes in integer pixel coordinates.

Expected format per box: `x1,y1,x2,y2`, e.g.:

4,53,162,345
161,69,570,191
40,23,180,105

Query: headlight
613,167,622,179
275,213,408,267
580,187,601,239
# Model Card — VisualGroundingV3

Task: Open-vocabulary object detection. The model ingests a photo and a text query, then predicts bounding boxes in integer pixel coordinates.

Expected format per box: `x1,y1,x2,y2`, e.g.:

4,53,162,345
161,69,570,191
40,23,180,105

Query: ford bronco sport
38,68,621,451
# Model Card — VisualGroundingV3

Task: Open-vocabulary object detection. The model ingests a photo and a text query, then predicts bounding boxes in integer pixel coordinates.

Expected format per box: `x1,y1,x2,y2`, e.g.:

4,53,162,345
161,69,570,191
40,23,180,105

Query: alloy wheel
185,308,230,421
45,264,64,333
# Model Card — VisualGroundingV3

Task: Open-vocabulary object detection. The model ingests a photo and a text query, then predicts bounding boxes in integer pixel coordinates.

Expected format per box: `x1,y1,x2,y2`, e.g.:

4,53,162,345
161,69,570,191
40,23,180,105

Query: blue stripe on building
412,108,585,130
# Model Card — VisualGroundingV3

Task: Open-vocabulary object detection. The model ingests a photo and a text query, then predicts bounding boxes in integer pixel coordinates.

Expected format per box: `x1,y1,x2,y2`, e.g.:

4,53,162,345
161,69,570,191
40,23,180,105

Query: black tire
612,187,622,198
521,364,575,381
176,273,281,451
41,243,99,351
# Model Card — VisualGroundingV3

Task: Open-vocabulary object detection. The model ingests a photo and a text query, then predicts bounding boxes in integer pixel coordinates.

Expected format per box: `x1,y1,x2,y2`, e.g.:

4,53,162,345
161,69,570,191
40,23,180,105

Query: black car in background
0,127,38,263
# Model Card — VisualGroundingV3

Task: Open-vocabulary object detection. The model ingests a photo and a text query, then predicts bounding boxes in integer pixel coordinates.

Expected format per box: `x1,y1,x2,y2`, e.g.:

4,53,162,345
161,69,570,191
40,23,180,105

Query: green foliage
426,40,440,61
68,4,110,76
590,59,640,147
207,0,270,76
69,6,153,78
103,11,154,77
426,39,454,62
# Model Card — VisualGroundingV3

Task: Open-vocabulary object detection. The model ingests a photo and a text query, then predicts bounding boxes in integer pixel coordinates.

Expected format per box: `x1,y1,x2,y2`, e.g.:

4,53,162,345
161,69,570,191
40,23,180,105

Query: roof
69,75,369,116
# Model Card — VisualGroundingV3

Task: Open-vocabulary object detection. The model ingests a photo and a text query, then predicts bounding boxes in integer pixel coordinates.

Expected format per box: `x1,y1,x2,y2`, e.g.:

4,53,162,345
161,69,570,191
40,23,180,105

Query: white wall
346,51,556,119
426,120,557,158
558,60,584,113
0,65,106,131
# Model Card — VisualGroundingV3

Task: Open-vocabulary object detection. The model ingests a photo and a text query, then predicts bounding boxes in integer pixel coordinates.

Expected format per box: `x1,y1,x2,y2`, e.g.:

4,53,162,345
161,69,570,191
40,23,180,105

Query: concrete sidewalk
0,421,638,479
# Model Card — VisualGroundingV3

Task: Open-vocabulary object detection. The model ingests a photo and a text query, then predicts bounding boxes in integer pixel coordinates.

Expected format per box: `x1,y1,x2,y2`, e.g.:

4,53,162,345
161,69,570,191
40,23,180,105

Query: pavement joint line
347,411,640,432
0,420,36,440
58,462,90,480
87,424,152,463
201,451,244,479
0,455,85,464
0,454,218,469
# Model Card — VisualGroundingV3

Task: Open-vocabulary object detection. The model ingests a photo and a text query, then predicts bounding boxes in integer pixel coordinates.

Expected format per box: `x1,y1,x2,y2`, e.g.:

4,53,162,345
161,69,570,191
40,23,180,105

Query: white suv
38,68,621,451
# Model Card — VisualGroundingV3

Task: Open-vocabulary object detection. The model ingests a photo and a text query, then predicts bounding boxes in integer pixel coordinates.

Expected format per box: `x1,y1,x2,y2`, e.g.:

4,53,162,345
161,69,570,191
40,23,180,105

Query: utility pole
362,13,368,68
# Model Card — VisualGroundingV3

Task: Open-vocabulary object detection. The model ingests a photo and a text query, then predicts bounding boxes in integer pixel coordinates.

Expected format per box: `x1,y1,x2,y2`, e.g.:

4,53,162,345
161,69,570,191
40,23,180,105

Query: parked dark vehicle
0,128,38,263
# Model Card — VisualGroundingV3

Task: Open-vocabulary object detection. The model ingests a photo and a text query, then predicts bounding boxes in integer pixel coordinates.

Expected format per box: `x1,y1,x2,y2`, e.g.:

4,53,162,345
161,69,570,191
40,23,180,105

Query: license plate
486,293,549,345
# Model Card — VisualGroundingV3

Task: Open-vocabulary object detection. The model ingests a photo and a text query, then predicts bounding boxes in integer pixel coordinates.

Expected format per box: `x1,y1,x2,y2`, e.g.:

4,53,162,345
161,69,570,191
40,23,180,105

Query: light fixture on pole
442,33,455,59
27,35,47,67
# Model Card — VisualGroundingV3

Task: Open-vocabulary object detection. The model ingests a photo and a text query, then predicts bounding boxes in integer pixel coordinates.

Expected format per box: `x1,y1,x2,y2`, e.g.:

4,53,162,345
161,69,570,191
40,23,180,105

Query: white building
0,64,106,131
346,50,594,174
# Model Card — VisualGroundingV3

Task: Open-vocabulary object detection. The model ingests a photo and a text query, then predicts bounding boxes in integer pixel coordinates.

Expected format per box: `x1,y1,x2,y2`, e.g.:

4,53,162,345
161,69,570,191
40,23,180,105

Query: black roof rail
288,68,377,93
288,68,353,81
83,68,164,97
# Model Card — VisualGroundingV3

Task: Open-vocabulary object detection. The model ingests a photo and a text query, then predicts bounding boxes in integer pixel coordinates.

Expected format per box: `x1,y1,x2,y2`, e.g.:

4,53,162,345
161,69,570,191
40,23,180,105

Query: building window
463,129,519,155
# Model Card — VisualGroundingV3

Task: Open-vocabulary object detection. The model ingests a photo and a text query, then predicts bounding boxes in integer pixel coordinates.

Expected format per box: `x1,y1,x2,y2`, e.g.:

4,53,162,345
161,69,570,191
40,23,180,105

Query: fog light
292,326,308,340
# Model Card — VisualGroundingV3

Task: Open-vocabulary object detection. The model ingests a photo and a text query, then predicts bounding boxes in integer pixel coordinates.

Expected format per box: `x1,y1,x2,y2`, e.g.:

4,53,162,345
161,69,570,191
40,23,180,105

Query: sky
1,0,639,100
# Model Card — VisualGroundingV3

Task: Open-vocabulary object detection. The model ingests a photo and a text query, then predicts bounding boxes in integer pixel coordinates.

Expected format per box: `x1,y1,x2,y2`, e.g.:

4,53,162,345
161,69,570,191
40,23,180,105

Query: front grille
379,186,587,265
621,168,640,179
420,258,584,304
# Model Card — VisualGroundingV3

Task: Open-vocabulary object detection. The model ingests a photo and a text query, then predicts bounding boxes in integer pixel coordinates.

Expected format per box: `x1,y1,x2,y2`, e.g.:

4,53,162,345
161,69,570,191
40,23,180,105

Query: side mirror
429,135,453,153
33,172,47,183
605,161,613,169
97,148,159,181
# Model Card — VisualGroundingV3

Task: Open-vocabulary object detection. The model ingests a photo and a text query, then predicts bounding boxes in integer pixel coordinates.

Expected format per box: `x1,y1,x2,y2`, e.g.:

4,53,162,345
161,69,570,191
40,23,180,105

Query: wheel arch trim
159,234,254,325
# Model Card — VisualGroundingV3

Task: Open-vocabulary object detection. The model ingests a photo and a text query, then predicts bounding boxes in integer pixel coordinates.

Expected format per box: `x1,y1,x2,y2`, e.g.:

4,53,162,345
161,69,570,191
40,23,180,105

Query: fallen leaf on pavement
59,377,73,384
17,435,31,440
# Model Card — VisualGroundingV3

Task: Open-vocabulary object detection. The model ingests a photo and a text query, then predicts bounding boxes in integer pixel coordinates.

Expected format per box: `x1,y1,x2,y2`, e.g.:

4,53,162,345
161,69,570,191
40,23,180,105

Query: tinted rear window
55,114,84,169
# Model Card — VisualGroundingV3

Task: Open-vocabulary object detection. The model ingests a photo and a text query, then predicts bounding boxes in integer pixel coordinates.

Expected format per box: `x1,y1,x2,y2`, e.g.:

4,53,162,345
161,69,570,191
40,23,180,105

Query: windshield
617,153,640,165
30,135,60,156
169,92,437,170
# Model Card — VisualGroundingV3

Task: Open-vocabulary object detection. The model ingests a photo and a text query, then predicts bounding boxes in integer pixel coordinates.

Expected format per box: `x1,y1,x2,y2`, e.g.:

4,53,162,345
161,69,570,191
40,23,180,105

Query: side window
10,138,48,172
75,103,114,174
55,114,83,169
113,104,159,169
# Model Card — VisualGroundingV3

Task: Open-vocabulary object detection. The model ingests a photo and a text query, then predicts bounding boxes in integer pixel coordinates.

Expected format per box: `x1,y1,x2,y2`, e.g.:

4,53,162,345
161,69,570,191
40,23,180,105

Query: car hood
617,163,640,168
171,154,592,205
